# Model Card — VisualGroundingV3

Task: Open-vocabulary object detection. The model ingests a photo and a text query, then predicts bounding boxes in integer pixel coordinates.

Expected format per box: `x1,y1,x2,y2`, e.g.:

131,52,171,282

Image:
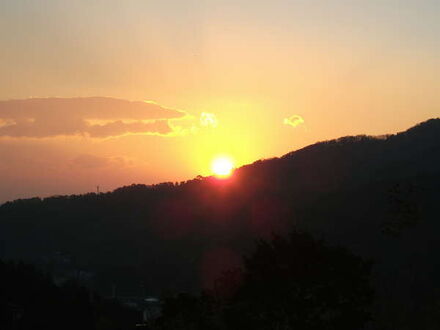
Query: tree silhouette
157,230,374,330
156,292,218,330
0,118,439,328
0,259,140,330
222,231,373,330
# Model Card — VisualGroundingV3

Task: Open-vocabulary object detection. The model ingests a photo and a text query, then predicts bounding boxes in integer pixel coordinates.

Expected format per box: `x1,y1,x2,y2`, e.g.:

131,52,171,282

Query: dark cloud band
0,97,185,138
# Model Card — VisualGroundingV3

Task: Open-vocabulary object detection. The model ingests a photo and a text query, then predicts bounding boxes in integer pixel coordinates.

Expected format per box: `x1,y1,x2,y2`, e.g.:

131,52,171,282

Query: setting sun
211,156,234,178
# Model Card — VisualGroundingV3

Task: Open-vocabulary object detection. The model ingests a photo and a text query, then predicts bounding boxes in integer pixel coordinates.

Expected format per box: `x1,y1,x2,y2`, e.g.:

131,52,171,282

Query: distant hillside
1,118,439,328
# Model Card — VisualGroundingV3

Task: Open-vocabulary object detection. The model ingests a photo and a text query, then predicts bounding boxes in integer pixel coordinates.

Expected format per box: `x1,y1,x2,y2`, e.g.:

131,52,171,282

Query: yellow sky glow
0,1,439,202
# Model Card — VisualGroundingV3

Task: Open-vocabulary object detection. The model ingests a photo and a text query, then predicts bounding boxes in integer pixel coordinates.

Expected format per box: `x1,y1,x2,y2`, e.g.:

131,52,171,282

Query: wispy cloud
165,112,220,137
283,114,304,128
71,154,111,169
71,154,134,169
200,112,218,128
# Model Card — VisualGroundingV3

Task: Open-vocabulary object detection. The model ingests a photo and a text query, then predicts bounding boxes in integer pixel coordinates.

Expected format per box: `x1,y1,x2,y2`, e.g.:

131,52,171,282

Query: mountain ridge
1,118,439,327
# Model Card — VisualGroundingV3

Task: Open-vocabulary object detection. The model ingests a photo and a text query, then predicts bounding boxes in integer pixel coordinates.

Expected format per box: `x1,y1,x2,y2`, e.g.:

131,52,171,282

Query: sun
211,156,234,178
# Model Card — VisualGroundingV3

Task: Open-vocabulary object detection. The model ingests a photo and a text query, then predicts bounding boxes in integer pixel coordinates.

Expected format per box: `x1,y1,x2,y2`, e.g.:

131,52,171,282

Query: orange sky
0,0,439,202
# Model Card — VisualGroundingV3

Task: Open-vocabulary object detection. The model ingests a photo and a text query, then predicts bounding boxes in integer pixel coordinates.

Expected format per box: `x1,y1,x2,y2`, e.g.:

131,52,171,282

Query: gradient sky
0,0,439,202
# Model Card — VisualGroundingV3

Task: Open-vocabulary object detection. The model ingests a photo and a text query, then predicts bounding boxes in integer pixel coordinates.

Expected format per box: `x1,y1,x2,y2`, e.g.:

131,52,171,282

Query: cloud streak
200,112,218,128
0,97,186,138
71,154,133,169
283,114,304,128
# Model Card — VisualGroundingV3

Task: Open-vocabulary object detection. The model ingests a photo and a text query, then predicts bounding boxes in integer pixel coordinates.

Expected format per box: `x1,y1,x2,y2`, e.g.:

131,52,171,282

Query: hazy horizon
0,115,434,203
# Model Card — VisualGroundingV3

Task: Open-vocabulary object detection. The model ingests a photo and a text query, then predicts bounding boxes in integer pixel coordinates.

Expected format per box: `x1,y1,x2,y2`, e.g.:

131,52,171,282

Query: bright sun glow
211,156,234,178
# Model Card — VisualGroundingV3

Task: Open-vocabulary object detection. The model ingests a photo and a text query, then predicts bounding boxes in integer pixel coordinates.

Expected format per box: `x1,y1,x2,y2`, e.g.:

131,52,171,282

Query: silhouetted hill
1,119,439,328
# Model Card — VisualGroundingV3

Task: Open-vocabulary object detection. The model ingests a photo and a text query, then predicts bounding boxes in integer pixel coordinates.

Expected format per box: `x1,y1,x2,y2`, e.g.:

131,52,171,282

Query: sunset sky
0,0,439,202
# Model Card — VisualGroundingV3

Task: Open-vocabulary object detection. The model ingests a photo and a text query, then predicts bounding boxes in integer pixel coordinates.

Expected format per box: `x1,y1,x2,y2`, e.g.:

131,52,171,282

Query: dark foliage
0,260,139,330
156,231,373,330
223,232,373,330
0,118,439,329
156,293,218,330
